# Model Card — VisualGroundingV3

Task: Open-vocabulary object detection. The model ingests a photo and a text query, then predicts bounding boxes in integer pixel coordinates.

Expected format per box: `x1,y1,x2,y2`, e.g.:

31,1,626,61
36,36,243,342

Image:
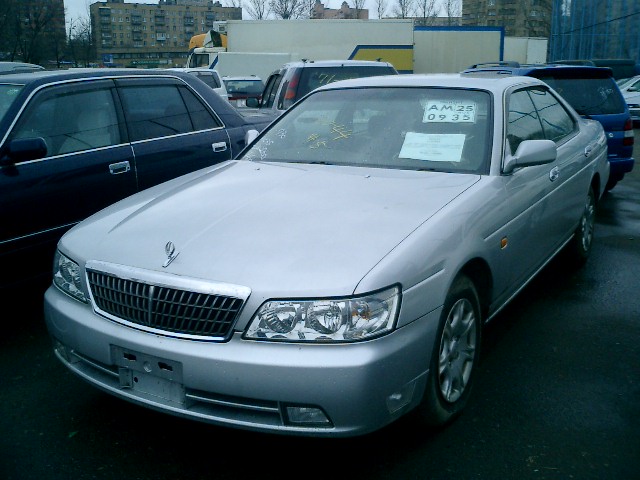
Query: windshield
0,84,23,122
241,87,492,174
540,76,626,115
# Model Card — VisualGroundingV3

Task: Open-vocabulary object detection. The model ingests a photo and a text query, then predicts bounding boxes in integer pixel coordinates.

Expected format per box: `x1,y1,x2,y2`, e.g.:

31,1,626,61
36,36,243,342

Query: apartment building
90,0,241,67
462,0,552,37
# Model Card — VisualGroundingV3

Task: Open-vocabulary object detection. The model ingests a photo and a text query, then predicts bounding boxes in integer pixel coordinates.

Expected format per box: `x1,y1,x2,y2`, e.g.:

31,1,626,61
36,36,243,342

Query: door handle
549,166,559,182
109,161,130,175
212,142,227,153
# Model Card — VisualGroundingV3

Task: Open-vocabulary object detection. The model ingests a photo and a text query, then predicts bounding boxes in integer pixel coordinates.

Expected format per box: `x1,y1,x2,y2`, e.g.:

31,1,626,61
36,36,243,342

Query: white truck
186,25,295,80
208,51,297,81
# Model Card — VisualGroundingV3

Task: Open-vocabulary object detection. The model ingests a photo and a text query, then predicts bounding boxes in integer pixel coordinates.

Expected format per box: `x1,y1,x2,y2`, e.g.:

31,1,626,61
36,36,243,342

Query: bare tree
375,0,388,19
270,0,307,19
414,0,438,26
350,0,367,19
442,0,461,25
245,0,271,19
67,16,95,67
392,0,414,19
4,0,66,65
0,0,19,60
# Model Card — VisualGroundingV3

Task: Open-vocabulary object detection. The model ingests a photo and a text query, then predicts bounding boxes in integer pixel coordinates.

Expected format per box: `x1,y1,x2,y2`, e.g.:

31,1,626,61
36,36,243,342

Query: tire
416,274,481,427
566,185,596,267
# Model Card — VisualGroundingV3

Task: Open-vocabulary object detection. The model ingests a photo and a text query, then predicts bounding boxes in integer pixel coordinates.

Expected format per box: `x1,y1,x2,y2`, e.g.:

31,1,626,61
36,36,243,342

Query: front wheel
415,274,481,427
565,185,596,267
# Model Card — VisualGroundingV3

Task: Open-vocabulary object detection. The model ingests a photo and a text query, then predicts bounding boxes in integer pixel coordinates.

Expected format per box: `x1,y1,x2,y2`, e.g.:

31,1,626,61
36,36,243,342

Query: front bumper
44,285,440,437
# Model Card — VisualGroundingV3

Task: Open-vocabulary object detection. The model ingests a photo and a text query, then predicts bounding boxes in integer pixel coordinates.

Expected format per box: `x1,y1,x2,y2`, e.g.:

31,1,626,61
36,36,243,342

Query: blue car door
115,77,232,191
0,79,135,286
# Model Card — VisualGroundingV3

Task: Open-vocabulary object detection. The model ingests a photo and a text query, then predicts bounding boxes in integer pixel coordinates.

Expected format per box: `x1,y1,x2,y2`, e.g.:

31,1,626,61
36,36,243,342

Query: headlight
245,285,400,342
53,251,87,303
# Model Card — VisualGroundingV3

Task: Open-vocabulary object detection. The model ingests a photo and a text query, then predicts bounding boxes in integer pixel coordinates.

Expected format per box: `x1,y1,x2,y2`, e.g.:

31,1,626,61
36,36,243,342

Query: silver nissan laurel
44,73,609,437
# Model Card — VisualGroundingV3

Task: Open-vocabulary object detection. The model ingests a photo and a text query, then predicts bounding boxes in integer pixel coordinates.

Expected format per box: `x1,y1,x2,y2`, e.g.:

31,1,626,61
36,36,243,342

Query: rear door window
116,77,231,190
118,79,221,141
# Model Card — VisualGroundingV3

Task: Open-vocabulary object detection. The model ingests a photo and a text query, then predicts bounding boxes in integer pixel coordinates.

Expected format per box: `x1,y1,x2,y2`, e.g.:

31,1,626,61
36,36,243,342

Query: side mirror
244,129,259,146
2,137,48,164
503,139,556,174
245,97,260,108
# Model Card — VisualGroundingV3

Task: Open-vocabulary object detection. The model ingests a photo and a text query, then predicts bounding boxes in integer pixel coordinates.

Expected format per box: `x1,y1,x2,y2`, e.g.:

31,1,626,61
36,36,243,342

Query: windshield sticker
423,100,476,123
306,133,327,149
330,122,352,140
305,122,352,148
399,133,466,162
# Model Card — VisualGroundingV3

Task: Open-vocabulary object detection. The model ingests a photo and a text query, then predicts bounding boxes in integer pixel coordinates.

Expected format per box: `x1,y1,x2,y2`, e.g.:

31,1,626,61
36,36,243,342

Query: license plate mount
112,346,185,406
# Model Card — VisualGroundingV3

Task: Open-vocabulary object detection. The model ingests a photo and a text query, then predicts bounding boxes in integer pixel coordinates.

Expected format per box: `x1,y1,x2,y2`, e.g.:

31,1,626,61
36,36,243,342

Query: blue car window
120,84,192,141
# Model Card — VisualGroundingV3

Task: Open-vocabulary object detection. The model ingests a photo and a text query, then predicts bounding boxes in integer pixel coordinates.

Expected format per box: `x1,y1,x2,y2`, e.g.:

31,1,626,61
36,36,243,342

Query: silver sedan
44,73,609,437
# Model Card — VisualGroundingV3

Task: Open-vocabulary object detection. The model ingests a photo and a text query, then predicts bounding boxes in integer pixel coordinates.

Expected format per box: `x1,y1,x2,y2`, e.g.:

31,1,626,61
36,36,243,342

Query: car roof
222,75,262,81
0,67,203,86
166,67,219,74
463,62,615,78
281,59,395,69
0,61,45,75
314,72,548,94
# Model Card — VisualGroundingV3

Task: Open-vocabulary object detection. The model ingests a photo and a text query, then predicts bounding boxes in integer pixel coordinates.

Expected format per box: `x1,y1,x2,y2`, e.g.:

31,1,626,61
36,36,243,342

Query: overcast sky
64,0,455,22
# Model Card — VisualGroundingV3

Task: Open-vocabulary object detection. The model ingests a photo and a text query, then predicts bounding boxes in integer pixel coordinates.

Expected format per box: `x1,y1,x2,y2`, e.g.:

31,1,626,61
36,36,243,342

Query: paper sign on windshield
399,133,466,162
423,100,476,123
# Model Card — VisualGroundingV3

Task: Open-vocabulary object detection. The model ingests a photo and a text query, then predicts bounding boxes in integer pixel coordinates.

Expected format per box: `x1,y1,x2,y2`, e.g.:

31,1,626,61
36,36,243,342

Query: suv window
538,76,626,115
278,65,397,110
262,74,284,108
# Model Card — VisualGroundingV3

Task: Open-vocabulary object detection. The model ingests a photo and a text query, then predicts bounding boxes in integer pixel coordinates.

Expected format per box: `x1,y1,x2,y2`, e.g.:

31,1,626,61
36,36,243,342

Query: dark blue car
463,62,635,190
0,68,277,289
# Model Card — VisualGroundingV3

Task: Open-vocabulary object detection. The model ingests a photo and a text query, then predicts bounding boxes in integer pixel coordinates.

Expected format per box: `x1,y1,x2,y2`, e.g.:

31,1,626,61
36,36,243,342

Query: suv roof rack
466,61,521,69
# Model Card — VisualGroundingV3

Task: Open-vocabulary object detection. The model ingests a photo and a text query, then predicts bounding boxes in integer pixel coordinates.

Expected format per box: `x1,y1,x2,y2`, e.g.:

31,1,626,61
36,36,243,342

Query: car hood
67,161,479,297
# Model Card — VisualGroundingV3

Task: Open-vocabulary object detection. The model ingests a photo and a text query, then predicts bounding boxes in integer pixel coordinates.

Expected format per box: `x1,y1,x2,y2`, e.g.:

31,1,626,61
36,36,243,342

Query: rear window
538,76,626,115
296,66,397,99
192,72,221,89
224,79,264,96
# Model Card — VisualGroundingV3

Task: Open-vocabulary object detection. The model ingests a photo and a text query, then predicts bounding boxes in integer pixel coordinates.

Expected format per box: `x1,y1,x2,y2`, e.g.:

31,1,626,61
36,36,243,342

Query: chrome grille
87,270,245,339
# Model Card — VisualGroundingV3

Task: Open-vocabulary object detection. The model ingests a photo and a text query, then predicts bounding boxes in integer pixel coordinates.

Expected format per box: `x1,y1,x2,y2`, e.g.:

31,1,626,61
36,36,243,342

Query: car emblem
163,241,179,268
